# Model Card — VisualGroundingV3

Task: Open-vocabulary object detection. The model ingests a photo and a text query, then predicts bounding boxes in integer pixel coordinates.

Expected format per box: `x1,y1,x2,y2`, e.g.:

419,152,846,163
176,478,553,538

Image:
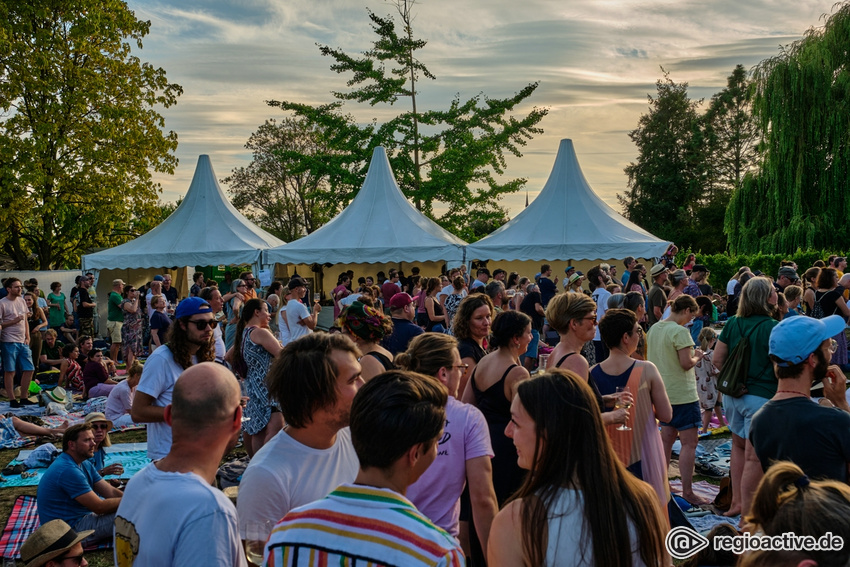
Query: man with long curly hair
131,297,215,460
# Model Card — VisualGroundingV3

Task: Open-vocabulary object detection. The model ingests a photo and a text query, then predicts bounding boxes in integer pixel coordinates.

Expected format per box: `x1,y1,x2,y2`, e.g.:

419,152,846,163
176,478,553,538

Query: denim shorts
0,342,34,373
659,401,702,431
723,393,769,439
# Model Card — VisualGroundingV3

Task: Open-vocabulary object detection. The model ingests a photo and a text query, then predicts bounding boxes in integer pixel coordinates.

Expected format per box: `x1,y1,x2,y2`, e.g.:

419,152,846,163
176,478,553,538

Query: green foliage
223,116,364,242
0,0,181,269
271,1,547,242
619,70,712,250
725,2,850,254
674,248,844,294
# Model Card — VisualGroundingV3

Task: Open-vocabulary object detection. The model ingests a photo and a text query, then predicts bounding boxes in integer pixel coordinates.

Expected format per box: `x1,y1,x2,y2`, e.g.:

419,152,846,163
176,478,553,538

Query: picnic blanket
1,443,149,488
0,496,112,559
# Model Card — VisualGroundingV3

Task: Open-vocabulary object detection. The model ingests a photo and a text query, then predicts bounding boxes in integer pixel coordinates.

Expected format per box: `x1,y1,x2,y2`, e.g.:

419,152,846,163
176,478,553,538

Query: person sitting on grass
105,360,141,428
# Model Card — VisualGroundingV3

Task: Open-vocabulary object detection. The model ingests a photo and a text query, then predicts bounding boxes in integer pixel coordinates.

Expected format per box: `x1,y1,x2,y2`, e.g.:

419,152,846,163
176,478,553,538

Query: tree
619,71,711,250
223,116,365,242
704,65,759,198
272,0,547,242
0,0,182,269
725,2,850,254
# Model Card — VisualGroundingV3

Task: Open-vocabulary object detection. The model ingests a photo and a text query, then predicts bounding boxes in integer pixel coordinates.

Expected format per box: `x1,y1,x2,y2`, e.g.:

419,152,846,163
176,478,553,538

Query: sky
125,0,837,218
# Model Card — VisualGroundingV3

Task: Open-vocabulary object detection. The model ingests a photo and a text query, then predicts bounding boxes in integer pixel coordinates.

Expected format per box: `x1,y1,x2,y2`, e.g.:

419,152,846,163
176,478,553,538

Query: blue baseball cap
175,297,212,319
153,275,164,282
564,266,575,273
769,315,846,366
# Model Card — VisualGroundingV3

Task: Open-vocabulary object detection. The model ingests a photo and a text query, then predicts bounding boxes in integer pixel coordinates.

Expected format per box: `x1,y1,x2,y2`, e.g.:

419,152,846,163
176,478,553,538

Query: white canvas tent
264,146,467,267
82,155,285,271
466,139,670,262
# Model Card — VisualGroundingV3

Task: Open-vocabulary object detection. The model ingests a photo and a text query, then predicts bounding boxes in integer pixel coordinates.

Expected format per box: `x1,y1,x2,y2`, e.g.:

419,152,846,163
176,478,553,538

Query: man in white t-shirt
237,333,364,542
198,287,226,362
587,264,612,363
115,363,247,567
131,297,216,460
145,278,163,321
285,277,320,342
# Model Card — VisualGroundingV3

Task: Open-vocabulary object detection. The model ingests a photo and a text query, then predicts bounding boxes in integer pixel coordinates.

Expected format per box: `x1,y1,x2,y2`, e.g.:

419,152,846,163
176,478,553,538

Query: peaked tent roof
466,139,670,262
264,147,467,266
82,155,285,270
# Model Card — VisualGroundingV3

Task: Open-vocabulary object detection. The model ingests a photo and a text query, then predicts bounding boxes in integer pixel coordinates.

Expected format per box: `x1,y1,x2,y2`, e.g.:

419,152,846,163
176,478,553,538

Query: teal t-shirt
718,315,779,399
108,291,124,322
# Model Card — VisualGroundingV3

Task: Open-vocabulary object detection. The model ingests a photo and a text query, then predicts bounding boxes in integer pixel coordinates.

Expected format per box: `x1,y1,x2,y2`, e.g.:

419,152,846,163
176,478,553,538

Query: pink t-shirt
406,396,493,536
0,296,28,343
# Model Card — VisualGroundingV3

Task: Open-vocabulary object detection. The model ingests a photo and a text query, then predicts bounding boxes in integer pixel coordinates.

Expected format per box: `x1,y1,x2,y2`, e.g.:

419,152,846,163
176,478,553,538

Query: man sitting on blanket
36,423,123,546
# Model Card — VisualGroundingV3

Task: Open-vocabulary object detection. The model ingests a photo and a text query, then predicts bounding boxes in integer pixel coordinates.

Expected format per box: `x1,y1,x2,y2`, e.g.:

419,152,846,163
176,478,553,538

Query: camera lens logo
665,526,710,559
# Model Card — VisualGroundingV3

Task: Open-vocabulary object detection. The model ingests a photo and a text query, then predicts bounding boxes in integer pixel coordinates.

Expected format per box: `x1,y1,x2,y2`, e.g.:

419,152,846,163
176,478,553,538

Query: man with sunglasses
115,363,247,567
240,271,257,300
131,297,216,460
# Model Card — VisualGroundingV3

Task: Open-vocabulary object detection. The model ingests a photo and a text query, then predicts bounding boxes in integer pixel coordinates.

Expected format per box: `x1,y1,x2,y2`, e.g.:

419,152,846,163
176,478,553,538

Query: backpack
716,318,770,398
811,291,826,319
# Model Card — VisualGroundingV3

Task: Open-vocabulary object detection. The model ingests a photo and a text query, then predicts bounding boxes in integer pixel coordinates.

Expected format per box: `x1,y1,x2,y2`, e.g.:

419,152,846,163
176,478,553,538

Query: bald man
114,363,247,567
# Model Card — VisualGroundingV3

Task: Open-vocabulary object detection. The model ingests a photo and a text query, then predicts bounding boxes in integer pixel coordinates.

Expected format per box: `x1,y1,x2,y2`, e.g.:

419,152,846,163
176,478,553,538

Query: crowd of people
7,252,850,566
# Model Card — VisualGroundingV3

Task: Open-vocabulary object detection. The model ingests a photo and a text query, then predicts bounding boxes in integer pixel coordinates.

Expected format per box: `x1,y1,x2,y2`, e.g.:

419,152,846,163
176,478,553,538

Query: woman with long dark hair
462,310,532,506
423,277,448,332
488,370,668,566
229,298,283,457
812,267,850,366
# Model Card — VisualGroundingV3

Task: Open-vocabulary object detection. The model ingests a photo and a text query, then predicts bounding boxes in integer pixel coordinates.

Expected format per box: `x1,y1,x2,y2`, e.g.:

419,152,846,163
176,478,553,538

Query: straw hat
20,519,93,567
84,412,113,430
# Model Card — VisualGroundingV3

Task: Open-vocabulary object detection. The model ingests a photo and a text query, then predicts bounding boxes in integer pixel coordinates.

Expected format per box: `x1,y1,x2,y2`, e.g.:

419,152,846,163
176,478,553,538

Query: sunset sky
126,0,837,219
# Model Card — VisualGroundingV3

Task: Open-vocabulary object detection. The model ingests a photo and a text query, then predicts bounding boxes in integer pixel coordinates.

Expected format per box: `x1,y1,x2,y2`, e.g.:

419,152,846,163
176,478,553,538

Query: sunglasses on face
59,553,85,566
188,319,217,330
91,423,109,430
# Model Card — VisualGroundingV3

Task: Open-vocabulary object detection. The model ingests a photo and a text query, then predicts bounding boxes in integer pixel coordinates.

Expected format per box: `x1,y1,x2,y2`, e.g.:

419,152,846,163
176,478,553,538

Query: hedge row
673,250,847,294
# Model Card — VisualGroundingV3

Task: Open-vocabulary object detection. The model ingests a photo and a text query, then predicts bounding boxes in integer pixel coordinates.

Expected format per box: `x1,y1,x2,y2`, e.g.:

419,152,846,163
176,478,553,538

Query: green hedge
674,250,846,294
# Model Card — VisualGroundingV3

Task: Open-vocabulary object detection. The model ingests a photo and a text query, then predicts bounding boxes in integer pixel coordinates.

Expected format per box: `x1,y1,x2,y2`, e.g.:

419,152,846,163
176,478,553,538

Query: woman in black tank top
337,300,395,381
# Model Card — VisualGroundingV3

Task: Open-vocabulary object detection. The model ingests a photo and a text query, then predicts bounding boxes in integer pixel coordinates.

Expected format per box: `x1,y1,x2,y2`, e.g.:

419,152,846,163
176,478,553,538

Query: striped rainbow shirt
263,483,465,566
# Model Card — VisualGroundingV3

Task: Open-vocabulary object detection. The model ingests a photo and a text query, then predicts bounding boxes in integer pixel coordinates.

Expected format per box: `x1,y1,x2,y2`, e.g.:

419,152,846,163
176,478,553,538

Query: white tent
466,139,670,262
82,155,285,271
264,146,467,266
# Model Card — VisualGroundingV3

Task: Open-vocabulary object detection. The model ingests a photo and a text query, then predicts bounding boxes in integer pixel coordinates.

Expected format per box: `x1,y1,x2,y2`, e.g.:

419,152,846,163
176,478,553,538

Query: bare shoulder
489,499,526,567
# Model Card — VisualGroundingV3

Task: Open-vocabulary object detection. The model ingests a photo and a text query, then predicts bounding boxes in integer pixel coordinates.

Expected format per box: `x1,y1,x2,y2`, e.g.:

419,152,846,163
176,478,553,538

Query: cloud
125,0,838,211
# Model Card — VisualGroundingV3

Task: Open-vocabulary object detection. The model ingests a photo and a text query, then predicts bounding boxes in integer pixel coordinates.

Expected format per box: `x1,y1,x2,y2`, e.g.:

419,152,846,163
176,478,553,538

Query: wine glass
244,519,273,566
615,386,632,431
313,292,321,304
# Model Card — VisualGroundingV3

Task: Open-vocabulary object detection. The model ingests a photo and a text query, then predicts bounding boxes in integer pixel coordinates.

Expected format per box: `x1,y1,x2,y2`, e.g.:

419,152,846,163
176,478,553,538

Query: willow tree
725,2,850,254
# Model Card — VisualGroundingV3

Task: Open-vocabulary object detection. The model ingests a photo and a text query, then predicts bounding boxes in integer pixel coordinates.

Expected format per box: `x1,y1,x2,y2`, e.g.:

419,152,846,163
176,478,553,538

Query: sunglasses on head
188,318,217,330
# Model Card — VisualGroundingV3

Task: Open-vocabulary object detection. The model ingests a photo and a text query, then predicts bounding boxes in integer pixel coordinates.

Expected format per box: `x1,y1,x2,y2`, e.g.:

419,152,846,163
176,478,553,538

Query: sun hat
21,519,93,567
174,297,212,319
84,411,113,431
46,387,67,404
769,314,846,367
650,264,667,277
568,273,582,286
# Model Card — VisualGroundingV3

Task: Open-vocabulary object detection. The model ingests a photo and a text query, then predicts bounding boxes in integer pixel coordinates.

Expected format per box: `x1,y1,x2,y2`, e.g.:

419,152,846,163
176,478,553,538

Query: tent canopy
466,139,670,262
264,147,467,266
82,155,285,271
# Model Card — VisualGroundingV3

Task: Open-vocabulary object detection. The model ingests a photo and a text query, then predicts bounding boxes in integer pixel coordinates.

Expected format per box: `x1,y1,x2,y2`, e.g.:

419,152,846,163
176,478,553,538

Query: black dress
470,363,525,504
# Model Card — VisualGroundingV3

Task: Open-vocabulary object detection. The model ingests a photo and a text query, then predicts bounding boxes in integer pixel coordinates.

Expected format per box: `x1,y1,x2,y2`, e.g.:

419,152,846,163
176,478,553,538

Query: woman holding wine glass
591,308,672,514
